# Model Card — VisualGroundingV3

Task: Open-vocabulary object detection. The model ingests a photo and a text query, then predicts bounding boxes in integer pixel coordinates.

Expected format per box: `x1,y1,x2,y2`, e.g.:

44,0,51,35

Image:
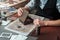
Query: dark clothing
35,0,60,20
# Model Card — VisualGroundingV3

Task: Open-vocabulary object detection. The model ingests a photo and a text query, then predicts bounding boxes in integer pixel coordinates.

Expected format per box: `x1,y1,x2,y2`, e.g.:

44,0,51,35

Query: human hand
33,19,45,26
18,8,23,16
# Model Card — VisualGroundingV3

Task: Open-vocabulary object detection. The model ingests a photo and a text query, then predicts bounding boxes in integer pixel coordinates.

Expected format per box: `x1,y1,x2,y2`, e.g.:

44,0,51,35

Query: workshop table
0,14,40,40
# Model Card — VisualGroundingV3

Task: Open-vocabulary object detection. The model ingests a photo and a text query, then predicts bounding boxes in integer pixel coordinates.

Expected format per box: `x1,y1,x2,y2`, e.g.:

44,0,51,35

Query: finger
18,8,23,13
19,8,23,13
33,20,37,25
18,11,22,16
33,19,39,25
33,20,40,26
18,8,23,16
36,19,41,26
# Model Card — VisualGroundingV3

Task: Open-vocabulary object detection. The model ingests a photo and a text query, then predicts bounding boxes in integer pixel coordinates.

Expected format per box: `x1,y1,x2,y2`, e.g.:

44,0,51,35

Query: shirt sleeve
56,0,60,13
25,0,35,10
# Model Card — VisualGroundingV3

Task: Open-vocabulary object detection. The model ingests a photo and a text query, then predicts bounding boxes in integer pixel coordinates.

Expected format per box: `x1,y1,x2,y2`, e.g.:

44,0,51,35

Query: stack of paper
10,35,28,40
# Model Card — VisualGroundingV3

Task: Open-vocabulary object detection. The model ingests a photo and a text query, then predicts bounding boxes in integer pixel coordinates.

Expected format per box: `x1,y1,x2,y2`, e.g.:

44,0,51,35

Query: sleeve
25,0,35,10
56,0,60,13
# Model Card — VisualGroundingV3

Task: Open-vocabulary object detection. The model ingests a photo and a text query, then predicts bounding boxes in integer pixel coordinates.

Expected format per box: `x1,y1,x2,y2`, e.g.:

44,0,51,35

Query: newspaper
10,35,28,40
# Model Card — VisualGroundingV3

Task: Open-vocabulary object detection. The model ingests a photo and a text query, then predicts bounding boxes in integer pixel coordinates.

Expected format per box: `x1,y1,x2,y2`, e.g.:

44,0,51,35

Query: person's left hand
33,19,45,26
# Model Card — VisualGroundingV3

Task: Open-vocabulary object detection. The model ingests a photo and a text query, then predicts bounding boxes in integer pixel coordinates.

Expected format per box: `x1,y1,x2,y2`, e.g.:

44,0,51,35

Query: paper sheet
1,20,11,25
10,35,28,40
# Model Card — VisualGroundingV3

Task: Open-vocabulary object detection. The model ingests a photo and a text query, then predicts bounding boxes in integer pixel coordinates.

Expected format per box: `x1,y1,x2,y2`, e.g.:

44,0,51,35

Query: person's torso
35,0,60,20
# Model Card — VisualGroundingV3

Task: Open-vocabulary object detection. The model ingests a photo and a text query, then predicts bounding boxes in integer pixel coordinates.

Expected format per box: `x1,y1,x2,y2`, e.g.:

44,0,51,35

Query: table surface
5,18,36,36
0,14,39,40
0,23,37,40
4,14,44,36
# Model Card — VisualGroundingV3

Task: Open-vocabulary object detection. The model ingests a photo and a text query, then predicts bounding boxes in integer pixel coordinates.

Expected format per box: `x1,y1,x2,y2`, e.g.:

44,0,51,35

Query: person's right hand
18,8,23,16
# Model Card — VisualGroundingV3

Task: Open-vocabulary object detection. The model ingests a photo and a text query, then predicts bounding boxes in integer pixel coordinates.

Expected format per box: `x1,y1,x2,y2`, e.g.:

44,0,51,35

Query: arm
18,0,35,16
34,19,60,26
25,0,35,10
44,20,60,26
22,0,35,11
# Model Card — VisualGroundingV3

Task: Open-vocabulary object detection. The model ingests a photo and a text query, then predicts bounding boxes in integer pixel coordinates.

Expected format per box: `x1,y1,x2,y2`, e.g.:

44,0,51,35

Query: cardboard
19,10,29,24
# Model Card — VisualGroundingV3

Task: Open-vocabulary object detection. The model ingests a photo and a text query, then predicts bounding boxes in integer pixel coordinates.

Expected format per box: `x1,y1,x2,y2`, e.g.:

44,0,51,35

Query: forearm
44,20,60,26
23,0,35,11
23,6,30,11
